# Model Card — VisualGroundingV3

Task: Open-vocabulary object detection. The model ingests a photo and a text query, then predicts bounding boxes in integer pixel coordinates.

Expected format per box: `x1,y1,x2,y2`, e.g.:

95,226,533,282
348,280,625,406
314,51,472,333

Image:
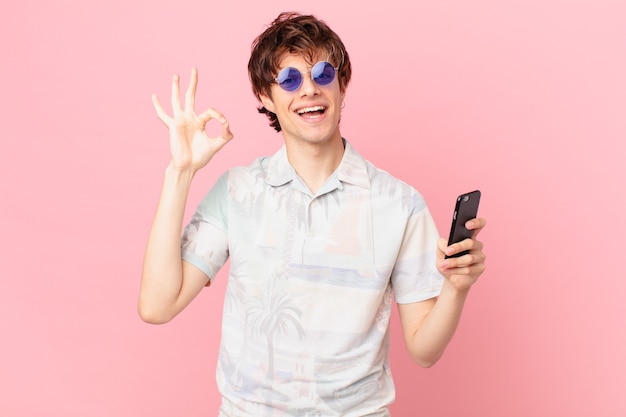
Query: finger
466,217,486,230
466,217,487,237
198,108,232,138
198,107,226,124
447,261,485,278
436,238,447,260
219,119,234,141
443,239,466,258
436,238,450,272
151,94,170,125
198,107,234,144
184,68,198,112
445,236,481,258
171,73,181,112
442,251,485,273
455,258,486,276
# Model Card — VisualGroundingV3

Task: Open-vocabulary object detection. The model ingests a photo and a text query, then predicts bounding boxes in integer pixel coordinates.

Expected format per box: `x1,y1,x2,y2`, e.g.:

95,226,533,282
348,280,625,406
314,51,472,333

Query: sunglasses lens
276,62,336,91
312,61,336,86
277,67,302,91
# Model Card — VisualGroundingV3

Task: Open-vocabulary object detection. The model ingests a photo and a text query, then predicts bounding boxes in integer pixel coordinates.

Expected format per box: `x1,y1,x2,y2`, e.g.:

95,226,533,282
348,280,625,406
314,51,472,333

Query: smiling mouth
296,106,326,117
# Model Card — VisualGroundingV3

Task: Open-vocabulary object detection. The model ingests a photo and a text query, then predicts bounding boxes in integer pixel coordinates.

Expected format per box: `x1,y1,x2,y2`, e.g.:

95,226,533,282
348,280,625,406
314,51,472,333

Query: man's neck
284,135,345,195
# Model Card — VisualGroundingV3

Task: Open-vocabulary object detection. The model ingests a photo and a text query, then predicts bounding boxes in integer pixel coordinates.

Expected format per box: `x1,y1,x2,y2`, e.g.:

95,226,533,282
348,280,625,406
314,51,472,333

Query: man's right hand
152,68,233,173
139,68,233,324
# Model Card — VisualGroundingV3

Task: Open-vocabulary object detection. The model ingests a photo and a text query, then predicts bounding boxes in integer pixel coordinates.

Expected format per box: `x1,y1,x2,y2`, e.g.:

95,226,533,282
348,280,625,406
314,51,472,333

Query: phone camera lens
463,195,470,202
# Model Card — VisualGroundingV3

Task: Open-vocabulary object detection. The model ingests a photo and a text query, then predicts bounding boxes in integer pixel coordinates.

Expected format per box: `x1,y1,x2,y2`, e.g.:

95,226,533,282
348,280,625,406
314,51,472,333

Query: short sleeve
391,195,444,304
181,172,230,281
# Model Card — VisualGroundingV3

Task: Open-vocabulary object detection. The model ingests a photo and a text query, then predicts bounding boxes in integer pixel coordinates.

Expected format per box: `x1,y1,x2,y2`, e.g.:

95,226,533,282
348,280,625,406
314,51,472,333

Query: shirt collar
264,139,371,189
336,140,371,189
264,145,294,187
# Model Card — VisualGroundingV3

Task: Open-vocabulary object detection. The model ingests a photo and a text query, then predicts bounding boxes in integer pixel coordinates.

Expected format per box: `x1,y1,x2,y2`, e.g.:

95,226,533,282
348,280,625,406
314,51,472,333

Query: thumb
436,238,448,263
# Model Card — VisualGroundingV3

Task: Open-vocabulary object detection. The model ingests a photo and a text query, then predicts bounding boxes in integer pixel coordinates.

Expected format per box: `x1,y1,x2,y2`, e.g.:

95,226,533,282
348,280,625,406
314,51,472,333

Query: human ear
259,94,276,113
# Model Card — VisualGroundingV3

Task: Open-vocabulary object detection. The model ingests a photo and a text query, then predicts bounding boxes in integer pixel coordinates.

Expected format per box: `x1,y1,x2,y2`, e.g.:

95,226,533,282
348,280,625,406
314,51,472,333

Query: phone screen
446,190,481,258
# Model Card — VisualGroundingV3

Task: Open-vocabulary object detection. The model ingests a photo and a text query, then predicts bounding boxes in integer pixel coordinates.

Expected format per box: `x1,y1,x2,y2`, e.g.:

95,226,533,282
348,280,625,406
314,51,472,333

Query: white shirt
181,141,443,416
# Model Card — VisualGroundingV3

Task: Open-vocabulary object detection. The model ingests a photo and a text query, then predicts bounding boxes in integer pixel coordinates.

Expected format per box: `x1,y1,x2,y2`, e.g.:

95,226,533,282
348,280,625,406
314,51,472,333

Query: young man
140,12,487,417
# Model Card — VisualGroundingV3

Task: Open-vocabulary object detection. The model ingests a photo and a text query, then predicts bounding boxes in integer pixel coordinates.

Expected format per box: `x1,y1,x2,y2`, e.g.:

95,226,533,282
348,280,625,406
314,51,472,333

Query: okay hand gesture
152,68,233,173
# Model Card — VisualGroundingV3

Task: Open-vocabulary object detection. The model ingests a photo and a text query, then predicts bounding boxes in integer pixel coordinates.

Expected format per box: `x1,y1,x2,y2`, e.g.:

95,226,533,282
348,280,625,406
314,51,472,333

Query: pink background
1,0,625,415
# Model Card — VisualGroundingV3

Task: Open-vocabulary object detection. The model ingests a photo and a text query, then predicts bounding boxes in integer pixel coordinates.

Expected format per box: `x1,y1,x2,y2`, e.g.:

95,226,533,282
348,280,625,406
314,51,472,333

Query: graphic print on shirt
181,143,444,416
246,277,305,400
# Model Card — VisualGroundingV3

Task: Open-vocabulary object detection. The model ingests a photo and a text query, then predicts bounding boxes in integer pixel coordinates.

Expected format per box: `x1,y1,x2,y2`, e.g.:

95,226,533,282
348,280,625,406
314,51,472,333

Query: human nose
299,73,320,96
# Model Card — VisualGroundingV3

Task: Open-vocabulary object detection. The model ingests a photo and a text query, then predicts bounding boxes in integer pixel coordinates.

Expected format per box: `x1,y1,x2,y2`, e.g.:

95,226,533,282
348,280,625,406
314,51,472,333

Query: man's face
260,52,345,146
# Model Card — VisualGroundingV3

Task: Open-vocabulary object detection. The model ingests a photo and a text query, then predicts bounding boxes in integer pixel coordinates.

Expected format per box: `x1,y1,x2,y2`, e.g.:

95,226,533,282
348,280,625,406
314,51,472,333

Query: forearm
406,281,470,367
139,165,195,322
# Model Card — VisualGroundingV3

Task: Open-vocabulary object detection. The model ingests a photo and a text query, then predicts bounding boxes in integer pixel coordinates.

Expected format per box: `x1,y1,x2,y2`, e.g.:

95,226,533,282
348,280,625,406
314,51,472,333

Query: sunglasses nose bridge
299,70,320,94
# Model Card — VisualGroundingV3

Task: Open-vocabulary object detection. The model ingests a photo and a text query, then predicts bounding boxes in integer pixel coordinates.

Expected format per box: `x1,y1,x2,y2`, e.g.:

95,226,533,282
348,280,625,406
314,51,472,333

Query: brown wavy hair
248,12,352,132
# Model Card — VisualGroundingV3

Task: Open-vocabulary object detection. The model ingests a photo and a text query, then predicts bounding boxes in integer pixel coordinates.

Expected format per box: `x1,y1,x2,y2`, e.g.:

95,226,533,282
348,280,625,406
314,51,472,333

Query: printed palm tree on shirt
246,280,305,384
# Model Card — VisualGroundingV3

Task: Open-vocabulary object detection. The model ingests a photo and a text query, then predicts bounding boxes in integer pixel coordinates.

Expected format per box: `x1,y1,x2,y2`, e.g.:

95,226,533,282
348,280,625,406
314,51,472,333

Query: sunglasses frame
274,61,339,92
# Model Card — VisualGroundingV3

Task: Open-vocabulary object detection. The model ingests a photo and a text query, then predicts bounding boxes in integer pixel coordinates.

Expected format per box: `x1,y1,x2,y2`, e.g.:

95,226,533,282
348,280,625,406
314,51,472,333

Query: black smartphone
446,190,481,258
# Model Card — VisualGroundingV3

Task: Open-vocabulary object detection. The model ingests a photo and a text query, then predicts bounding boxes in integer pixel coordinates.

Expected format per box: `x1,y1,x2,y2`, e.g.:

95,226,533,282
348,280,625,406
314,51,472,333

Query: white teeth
297,106,325,114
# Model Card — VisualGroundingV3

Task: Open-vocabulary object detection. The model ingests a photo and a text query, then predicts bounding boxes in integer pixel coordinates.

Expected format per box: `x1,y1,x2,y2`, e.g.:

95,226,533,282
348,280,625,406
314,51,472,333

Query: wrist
164,163,196,186
441,279,471,300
